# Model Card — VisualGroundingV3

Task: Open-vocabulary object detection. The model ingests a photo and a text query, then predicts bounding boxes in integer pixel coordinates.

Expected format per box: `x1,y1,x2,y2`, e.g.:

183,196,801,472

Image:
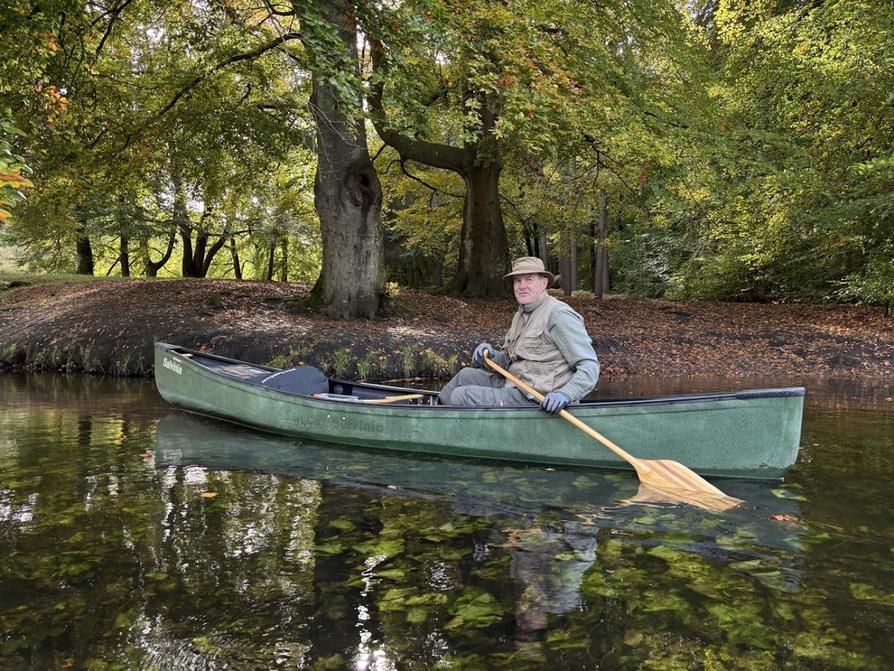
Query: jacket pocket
521,329,550,359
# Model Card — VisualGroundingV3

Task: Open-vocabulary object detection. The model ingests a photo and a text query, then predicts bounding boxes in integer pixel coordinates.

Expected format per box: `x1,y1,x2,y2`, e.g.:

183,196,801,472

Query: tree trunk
75,228,94,275
600,247,609,295
279,238,289,282
453,164,509,296
523,222,535,257
558,157,577,295
192,232,208,277
199,225,227,277
230,237,242,279
143,227,176,277
266,238,276,281
303,0,383,319
559,227,576,296
178,197,226,278
369,43,507,298
594,190,608,298
172,173,198,278
120,236,130,277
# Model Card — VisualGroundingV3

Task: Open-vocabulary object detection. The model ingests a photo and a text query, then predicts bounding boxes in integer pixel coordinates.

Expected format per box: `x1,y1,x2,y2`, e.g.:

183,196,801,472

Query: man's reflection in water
496,521,599,645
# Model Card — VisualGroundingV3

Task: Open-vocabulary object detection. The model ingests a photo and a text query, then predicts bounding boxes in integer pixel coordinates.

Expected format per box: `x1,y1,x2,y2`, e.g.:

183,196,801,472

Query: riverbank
1,276,892,380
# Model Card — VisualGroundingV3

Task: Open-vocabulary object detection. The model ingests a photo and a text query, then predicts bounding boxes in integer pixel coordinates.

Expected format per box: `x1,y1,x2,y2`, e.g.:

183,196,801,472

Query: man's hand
472,343,494,367
541,391,570,414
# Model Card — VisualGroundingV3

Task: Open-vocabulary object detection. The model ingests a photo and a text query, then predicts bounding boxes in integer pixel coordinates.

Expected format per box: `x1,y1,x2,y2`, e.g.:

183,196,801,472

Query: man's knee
453,367,492,385
450,386,487,406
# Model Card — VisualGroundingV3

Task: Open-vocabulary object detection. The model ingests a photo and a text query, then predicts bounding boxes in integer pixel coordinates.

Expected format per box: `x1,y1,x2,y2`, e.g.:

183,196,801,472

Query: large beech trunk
303,0,383,319
454,164,509,296
370,44,508,298
309,144,383,318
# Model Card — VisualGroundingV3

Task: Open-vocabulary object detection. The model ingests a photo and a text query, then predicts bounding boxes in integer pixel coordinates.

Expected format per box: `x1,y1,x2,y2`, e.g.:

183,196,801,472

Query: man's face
513,273,550,305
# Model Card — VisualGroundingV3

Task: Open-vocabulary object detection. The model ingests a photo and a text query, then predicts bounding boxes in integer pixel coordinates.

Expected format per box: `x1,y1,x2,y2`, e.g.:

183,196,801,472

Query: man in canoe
438,256,600,411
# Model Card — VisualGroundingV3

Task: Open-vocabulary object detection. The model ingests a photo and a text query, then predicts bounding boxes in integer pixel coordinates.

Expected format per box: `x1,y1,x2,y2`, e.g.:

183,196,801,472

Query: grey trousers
438,367,534,407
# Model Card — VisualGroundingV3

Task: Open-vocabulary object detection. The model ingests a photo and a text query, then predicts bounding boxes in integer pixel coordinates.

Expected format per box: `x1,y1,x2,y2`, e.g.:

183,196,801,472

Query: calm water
1,373,893,670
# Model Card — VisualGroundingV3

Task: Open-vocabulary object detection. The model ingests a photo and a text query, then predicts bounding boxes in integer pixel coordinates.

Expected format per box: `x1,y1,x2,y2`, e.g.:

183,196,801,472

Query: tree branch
399,160,463,199
153,31,303,121
95,0,135,56
367,36,467,174
121,31,302,150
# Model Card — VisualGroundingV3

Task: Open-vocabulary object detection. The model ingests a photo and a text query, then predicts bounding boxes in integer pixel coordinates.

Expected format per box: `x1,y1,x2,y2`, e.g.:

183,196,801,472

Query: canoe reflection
155,412,803,642
155,413,797,522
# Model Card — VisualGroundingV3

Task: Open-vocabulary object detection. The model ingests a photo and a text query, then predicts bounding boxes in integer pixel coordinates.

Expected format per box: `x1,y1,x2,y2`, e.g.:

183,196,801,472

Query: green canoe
153,342,804,479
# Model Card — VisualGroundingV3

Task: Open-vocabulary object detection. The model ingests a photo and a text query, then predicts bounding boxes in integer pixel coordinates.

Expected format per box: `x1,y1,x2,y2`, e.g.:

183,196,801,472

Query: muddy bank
1,277,892,381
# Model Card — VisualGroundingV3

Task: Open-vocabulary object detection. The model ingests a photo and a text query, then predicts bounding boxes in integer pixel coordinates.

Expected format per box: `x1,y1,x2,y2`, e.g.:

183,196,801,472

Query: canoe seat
254,366,329,397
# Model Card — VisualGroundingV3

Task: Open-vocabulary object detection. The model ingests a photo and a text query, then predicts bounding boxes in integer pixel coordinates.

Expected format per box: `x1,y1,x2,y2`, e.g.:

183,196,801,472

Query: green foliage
354,357,372,380
400,345,417,378
631,0,894,303
331,348,352,378
838,253,894,309
1,0,890,304
1,0,319,280
0,121,32,221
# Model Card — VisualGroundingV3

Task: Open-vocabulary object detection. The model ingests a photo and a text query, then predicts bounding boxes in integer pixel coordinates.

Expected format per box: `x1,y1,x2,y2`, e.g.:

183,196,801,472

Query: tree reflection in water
3,374,893,669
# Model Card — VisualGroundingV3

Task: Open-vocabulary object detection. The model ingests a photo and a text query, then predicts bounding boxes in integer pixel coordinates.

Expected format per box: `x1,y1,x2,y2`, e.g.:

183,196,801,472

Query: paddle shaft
483,354,644,470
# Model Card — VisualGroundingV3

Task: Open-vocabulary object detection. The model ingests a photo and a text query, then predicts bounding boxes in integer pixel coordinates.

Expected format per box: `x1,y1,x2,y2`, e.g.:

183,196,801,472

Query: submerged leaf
446,590,505,630
850,582,894,606
316,542,344,556
328,517,355,531
406,607,428,624
354,538,405,560
375,568,406,580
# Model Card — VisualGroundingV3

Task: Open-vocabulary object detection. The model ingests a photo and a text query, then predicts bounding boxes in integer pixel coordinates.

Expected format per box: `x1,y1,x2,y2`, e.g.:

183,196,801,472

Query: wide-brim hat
503,256,555,284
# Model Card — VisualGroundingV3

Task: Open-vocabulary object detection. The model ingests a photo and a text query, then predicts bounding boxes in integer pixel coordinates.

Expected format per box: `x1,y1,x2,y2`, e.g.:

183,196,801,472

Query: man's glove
472,343,494,366
541,391,571,414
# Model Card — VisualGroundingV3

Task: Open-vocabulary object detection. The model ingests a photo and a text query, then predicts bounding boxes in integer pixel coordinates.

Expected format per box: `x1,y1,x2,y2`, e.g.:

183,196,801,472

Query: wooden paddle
483,353,743,513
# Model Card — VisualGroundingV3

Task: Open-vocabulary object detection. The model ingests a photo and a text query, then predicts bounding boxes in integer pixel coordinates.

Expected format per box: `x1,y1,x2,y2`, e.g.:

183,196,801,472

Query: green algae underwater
1,373,893,670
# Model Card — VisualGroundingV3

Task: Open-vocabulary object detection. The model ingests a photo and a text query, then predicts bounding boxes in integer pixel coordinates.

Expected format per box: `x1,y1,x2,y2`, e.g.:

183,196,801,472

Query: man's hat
503,256,555,284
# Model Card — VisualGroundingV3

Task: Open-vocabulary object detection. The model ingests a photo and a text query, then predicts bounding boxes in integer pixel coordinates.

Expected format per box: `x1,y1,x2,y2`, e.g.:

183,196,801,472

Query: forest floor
1,276,892,381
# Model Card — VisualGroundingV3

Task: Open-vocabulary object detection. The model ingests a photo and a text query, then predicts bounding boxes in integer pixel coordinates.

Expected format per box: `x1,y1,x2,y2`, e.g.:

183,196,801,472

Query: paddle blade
633,460,744,513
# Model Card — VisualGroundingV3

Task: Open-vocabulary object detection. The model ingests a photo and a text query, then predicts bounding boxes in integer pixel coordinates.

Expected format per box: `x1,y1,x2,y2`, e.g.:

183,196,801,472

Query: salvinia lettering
163,357,182,375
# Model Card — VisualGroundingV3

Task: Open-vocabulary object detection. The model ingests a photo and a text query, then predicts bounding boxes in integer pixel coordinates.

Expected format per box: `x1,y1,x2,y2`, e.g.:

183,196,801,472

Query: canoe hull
154,343,804,479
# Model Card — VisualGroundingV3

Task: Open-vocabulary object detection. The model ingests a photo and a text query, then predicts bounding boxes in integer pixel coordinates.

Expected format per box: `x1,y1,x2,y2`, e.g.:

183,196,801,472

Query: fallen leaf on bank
200,491,218,498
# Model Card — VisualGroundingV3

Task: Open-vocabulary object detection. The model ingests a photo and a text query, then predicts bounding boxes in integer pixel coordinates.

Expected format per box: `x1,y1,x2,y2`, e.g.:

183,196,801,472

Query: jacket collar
518,290,550,315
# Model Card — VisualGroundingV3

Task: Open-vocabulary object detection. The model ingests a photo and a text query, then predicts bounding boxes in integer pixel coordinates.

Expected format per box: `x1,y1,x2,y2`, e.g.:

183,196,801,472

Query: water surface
1,373,893,669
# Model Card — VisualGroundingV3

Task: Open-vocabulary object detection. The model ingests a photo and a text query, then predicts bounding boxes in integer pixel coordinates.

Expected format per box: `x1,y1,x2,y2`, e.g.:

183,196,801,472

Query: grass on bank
0,270,105,287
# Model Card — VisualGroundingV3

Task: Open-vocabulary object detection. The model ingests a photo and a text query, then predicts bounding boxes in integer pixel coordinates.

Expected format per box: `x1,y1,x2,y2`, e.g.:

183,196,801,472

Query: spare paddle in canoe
483,353,744,513
361,394,425,404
